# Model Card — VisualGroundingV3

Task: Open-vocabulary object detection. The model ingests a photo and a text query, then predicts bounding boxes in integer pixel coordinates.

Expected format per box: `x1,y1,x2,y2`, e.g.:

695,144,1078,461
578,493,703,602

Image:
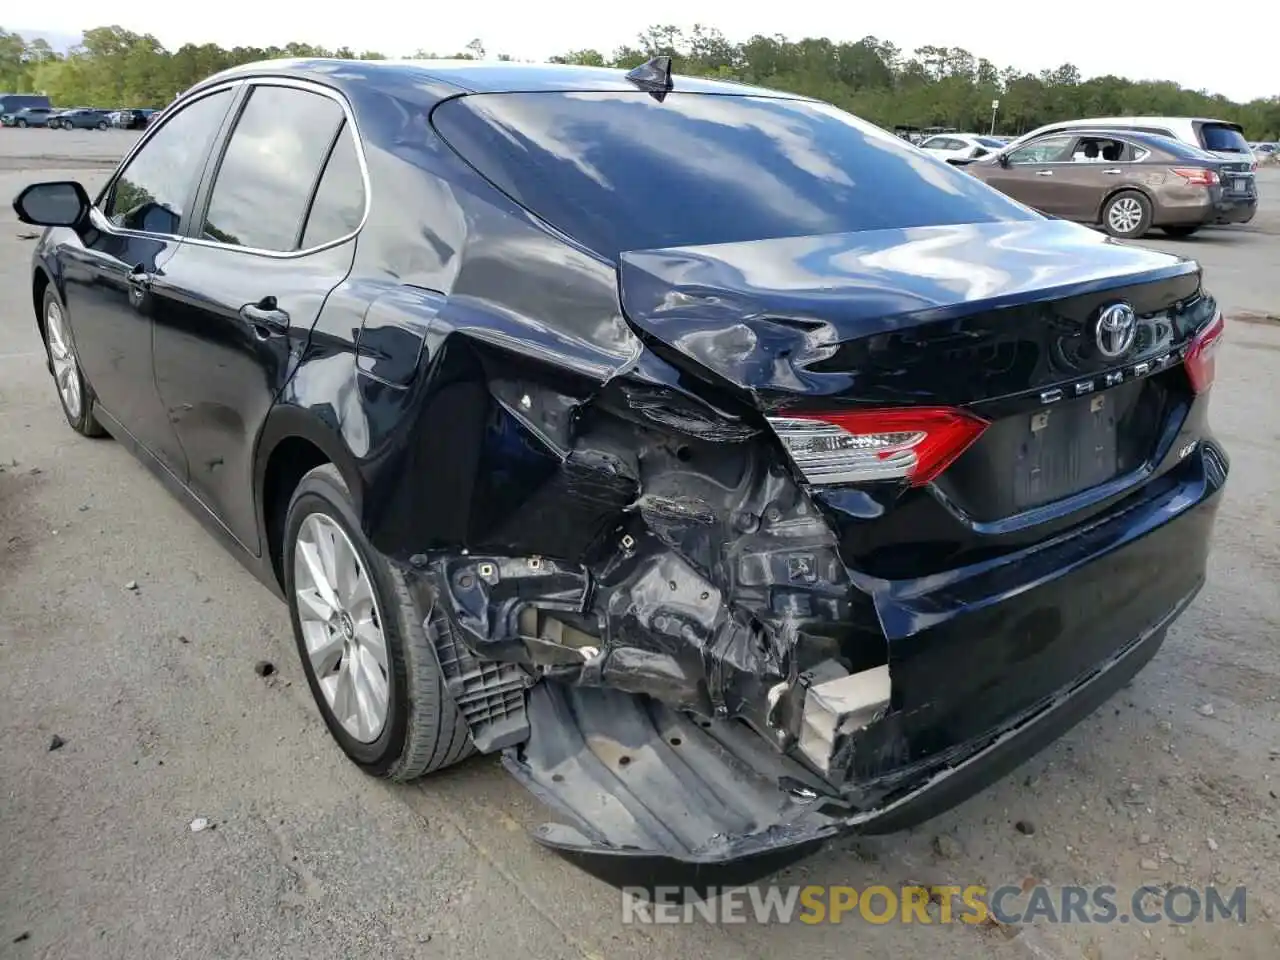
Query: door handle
1035,169,1054,176
1102,168,1123,175
240,297,290,336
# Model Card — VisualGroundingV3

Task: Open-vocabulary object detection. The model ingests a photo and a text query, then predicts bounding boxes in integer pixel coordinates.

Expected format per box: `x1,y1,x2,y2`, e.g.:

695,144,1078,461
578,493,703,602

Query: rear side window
202,85,345,251
1142,134,1214,160
432,91,1036,258
300,121,366,248
102,89,233,235
1199,123,1250,153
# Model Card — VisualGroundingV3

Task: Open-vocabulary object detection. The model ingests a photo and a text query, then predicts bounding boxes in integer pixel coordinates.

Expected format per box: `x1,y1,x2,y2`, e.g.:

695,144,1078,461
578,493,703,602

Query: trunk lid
618,218,1209,543
617,219,1200,405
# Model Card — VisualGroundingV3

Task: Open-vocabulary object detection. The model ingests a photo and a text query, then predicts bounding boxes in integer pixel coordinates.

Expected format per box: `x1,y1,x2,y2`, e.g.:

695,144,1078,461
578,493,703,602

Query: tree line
2,24,1277,139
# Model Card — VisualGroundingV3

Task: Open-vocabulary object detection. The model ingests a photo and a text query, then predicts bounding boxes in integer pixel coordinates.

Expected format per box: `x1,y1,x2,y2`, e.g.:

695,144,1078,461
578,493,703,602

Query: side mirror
12,181,91,227
997,153,1011,168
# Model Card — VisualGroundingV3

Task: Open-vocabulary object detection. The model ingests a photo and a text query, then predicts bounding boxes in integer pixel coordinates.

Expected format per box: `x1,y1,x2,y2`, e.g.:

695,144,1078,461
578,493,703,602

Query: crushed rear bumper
505,584,1192,892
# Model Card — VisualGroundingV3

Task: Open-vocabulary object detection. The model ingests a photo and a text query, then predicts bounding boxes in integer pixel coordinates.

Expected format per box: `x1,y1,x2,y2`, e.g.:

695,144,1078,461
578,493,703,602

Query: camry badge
1095,302,1137,359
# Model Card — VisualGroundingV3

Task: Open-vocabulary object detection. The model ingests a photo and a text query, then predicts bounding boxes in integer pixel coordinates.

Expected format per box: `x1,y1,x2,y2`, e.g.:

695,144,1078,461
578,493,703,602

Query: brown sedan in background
964,129,1257,239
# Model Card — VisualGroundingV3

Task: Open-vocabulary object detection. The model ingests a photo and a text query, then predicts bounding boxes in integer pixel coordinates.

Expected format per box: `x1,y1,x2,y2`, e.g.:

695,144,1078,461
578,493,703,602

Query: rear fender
253,401,368,542
418,348,889,767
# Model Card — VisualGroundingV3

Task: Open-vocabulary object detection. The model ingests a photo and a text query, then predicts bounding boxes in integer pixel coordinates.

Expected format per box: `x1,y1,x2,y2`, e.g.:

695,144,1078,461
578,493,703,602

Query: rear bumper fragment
503,441,1226,890
507,592,1188,892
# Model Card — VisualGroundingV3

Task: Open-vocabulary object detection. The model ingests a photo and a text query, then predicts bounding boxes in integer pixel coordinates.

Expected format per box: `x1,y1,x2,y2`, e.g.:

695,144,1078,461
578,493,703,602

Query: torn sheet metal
432,400,887,768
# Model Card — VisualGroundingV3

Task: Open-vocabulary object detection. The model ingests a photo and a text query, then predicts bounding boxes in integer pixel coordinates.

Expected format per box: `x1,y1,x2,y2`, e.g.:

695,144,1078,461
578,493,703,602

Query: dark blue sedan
48,108,111,130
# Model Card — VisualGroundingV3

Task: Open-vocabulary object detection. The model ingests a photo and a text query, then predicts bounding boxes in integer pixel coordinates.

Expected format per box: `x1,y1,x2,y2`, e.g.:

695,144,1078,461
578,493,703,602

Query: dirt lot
1,129,1278,960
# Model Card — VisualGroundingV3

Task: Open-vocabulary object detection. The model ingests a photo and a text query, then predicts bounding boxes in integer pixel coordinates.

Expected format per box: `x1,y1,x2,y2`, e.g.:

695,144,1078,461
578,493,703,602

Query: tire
1102,191,1153,239
16,119,26,128
41,286,105,437
283,464,473,781
96,120,107,130
1161,225,1201,238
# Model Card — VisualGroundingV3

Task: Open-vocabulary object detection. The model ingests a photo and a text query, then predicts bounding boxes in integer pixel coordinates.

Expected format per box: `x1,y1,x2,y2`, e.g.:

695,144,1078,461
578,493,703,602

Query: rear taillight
1184,310,1225,394
768,407,988,486
1171,167,1218,186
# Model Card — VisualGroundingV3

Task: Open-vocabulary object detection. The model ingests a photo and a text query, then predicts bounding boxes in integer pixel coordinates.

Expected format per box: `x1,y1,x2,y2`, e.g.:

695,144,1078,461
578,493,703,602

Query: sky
12,1,1277,103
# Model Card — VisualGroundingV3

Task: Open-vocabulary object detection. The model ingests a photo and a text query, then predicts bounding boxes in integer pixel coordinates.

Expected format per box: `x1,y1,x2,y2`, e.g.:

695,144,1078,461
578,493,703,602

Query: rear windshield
1200,123,1250,153
432,91,1037,258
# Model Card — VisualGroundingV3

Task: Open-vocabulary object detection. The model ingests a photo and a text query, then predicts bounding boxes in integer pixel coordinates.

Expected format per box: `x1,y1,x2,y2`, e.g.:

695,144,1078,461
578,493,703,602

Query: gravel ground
1,129,1278,960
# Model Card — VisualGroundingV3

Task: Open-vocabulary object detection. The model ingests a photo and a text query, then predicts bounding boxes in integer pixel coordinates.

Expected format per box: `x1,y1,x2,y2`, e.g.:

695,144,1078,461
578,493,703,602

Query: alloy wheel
45,299,82,419
1107,197,1144,235
293,512,390,743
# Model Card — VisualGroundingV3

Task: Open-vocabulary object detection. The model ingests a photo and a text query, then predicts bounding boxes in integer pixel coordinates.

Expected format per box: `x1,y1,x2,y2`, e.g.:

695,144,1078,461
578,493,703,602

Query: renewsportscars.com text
621,884,1247,925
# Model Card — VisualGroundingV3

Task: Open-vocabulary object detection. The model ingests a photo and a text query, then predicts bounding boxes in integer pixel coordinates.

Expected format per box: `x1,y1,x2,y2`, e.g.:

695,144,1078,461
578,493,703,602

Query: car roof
1028,127,1211,155
1056,128,1172,142
189,57,804,104
1039,116,1236,128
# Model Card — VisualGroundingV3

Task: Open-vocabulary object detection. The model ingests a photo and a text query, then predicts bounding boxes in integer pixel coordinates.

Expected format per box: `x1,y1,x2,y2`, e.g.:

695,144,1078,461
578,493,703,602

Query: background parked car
48,108,112,130
919,132,1008,163
965,128,1256,239
0,105,57,127
110,108,157,130
996,116,1255,166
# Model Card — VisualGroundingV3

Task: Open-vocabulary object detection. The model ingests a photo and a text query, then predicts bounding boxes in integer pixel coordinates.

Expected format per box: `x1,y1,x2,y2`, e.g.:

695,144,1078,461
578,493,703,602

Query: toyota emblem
1095,302,1137,359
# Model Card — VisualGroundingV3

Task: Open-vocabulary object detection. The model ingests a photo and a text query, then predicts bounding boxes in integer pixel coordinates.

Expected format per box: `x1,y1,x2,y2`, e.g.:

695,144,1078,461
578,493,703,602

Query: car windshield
432,91,1038,259
1200,123,1250,153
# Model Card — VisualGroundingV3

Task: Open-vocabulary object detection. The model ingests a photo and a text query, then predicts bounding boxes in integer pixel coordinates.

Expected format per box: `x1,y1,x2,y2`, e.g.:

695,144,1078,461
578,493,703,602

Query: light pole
989,99,1000,136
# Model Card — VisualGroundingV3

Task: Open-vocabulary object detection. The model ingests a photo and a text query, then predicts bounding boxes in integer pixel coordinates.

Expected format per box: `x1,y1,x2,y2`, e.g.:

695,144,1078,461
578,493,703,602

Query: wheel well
32,269,50,339
262,437,330,589
1098,186,1153,223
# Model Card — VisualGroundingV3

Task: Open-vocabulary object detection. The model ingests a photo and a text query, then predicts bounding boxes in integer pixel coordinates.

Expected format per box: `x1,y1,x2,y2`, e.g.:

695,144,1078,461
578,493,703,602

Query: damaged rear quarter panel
306,90,897,787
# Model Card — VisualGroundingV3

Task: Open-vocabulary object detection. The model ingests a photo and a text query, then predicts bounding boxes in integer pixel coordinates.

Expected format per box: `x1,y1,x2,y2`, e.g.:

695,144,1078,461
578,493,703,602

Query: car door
150,81,364,553
1051,136,1146,221
58,87,236,478
977,134,1075,211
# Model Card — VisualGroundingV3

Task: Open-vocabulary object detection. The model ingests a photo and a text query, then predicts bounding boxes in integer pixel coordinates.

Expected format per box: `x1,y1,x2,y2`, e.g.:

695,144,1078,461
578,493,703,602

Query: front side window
102,89,232,235
201,85,345,251
1007,135,1074,165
